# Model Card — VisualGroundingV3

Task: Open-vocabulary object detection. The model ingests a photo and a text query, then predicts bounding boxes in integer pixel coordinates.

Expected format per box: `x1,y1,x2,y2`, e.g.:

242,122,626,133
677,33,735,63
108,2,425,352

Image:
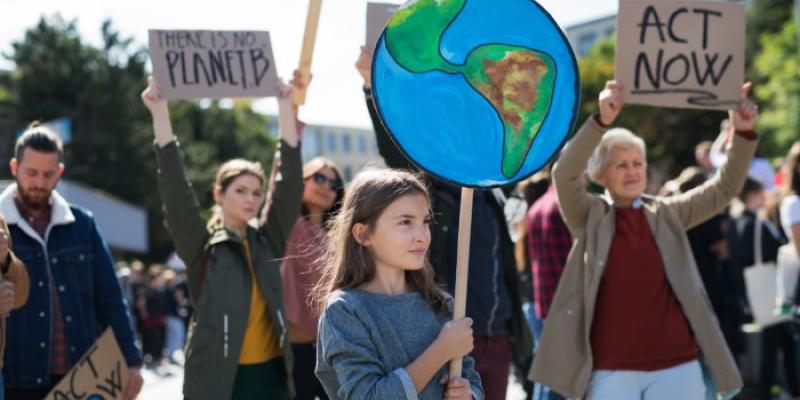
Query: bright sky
1,0,617,129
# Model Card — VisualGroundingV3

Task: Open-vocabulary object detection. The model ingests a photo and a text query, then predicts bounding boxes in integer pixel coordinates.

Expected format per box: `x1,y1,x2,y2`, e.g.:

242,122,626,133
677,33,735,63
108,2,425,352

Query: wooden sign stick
448,187,474,378
294,0,323,107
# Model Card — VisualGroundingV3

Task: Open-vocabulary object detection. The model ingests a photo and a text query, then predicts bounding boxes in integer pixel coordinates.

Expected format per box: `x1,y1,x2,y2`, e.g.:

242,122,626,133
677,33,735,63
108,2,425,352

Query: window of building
325,132,337,153
301,130,321,161
344,166,353,181
577,32,597,56
357,136,367,154
342,134,352,153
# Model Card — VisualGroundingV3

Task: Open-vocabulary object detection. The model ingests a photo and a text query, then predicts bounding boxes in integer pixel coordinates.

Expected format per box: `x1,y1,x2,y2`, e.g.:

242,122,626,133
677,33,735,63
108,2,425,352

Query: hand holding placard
356,46,372,89
277,79,299,148
730,82,758,132
599,81,625,126
141,77,176,148
616,0,746,110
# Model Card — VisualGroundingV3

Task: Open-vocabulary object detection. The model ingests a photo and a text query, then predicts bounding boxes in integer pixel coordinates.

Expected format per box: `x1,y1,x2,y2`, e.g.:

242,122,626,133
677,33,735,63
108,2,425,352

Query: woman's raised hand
730,82,758,132
141,76,168,117
141,76,175,146
598,80,625,126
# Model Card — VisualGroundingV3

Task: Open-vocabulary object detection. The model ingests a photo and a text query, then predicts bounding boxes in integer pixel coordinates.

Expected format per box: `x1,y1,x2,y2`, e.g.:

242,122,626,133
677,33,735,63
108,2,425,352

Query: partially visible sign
366,3,399,53
149,29,279,99
45,329,129,400
616,0,745,110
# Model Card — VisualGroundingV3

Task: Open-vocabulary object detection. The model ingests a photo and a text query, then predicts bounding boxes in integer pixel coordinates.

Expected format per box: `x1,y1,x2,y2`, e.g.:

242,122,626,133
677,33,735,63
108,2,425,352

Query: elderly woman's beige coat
528,117,757,399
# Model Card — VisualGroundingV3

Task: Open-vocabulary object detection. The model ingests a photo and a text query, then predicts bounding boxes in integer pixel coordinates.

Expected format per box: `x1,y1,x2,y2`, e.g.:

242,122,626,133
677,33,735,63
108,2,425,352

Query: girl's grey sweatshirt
315,289,484,400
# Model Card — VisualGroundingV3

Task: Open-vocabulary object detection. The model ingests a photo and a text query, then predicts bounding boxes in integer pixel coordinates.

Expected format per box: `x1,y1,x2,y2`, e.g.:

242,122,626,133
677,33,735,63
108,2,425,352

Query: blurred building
564,14,617,58
270,119,384,181
0,179,148,254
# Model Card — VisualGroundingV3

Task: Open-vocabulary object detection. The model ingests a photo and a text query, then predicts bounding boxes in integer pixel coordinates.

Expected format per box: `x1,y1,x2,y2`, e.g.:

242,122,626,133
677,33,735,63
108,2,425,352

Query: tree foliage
754,17,799,155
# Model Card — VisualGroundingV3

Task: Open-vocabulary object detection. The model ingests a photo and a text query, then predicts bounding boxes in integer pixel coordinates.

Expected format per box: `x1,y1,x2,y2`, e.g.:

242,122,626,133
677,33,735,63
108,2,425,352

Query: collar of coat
206,220,263,247
599,193,660,238
0,183,75,242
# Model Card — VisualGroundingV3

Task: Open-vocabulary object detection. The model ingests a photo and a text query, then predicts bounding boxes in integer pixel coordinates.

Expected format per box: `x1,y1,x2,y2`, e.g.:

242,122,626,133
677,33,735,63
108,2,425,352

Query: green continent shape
385,0,464,73
463,45,556,178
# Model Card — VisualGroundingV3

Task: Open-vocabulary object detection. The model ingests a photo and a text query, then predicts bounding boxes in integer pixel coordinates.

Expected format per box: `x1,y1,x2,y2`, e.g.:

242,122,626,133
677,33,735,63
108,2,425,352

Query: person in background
357,45,531,400
281,156,345,400
730,179,799,400
1,123,143,400
0,216,30,400
314,168,483,400
776,143,800,314
530,81,758,399
525,169,572,400
143,74,301,400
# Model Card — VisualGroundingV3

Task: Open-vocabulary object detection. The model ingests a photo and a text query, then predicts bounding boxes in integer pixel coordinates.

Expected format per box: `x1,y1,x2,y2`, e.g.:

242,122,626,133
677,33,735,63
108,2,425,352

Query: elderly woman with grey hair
529,81,760,400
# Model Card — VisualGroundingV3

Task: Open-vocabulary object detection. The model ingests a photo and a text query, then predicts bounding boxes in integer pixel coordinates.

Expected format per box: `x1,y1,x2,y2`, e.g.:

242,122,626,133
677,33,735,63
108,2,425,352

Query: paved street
139,364,528,399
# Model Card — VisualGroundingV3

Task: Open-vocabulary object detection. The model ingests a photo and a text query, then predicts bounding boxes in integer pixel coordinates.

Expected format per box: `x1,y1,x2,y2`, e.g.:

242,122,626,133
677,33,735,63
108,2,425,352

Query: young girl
141,77,302,400
314,168,483,400
281,156,345,400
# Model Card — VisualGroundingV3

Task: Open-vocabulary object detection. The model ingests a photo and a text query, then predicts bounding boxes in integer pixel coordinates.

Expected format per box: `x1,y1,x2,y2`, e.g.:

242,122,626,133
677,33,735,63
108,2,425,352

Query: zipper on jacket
276,311,286,348
487,217,501,336
223,314,229,358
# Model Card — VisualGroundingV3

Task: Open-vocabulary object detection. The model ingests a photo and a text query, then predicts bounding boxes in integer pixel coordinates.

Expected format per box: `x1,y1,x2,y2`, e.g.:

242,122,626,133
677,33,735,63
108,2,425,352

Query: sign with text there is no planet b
616,0,745,110
149,30,279,99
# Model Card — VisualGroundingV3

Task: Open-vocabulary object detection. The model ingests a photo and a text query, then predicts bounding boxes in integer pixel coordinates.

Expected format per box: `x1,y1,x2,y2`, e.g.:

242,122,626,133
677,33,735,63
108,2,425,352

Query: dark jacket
156,140,302,400
0,185,142,388
365,89,532,366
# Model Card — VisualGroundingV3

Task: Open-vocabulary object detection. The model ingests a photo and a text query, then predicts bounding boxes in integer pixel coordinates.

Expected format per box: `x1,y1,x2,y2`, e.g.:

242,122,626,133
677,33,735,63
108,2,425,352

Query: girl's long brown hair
313,168,449,315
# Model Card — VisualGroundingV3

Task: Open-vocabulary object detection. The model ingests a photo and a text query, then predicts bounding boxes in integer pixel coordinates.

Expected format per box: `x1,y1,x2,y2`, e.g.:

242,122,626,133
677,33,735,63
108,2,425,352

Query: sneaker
774,304,794,316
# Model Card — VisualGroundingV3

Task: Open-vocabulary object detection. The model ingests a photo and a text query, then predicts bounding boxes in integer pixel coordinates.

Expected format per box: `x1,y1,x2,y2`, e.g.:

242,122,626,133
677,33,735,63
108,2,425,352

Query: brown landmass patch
480,51,548,130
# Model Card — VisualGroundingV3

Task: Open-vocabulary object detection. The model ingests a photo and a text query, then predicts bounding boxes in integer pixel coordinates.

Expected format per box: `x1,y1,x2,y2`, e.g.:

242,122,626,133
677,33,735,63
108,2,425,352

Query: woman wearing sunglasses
281,157,345,400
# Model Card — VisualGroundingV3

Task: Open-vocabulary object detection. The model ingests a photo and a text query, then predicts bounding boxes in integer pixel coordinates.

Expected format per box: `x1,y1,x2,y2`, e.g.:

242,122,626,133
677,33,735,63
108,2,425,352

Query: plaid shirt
15,197,68,375
526,186,572,319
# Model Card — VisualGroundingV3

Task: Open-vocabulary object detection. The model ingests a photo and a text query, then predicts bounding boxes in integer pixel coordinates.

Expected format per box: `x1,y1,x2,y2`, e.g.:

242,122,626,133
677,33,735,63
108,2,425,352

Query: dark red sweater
591,206,700,371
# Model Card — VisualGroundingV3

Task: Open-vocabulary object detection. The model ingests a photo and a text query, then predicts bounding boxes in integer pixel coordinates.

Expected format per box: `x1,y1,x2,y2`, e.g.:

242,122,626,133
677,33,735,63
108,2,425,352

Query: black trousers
291,342,328,400
760,322,800,400
5,375,63,400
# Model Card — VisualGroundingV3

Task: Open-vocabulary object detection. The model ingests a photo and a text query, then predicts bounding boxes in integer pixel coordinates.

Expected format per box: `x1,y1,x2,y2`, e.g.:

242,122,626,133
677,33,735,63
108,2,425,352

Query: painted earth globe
372,0,581,187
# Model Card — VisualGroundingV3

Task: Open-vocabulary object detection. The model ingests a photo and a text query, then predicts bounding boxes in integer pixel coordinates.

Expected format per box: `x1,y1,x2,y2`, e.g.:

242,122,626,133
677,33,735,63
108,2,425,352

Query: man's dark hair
738,177,763,202
14,121,64,162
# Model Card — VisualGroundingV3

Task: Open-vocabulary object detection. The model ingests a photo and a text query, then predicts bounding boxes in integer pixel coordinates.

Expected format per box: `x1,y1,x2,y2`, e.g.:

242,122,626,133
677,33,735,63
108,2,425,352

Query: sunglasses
311,172,342,191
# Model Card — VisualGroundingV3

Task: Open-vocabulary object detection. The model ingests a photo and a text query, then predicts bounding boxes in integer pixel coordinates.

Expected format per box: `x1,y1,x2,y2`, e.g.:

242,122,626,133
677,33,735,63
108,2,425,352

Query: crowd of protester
0,44,797,400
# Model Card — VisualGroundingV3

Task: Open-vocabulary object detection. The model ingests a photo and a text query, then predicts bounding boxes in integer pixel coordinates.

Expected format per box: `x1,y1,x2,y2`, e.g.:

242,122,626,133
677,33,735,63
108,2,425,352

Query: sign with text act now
616,0,745,110
149,29,279,99
45,329,129,400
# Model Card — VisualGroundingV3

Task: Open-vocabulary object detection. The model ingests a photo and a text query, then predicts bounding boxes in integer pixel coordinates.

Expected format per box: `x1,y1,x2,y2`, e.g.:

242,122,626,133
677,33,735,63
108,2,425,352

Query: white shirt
780,194,800,241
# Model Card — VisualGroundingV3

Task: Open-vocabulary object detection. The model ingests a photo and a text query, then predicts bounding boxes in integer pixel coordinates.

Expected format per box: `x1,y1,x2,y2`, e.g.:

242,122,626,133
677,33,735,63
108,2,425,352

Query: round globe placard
372,0,580,188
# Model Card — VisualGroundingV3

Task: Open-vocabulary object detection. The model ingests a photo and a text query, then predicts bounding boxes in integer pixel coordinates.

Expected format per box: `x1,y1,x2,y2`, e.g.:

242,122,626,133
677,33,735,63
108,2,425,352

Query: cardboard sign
45,329,129,400
616,0,745,110
371,0,579,187
366,3,399,54
149,30,279,99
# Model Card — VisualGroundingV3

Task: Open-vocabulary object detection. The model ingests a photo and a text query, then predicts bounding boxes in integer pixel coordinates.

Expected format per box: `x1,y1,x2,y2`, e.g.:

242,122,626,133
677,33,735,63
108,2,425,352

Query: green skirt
186,357,288,400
